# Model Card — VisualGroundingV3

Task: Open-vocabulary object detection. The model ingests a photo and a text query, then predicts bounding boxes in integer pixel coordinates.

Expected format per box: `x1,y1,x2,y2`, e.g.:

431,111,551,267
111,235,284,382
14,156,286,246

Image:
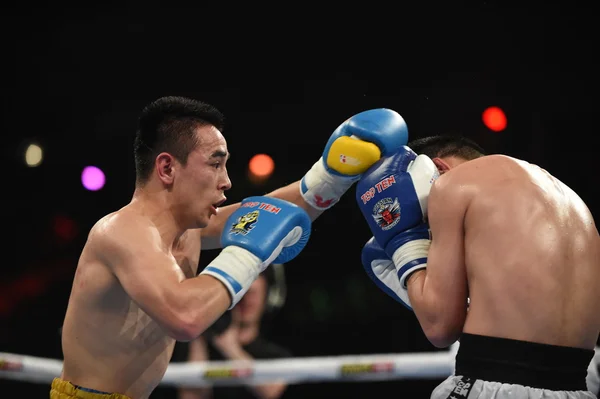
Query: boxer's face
175,125,231,228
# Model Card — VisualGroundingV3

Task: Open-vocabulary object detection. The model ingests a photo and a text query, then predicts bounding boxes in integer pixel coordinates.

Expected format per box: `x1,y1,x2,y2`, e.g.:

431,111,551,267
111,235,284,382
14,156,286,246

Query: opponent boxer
52,96,409,399
357,135,600,398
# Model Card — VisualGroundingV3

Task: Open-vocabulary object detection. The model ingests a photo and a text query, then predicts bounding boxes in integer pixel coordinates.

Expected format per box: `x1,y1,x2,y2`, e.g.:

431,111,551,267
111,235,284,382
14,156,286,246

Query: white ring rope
2,344,599,390
0,344,459,387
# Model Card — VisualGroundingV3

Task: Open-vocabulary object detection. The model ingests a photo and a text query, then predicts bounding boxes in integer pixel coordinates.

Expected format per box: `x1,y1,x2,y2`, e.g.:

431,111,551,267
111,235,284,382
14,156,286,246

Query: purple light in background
81,166,106,191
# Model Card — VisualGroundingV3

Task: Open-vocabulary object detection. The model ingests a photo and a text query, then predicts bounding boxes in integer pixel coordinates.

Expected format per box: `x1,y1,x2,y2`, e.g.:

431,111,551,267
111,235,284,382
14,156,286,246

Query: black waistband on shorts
454,333,594,391
73,384,111,395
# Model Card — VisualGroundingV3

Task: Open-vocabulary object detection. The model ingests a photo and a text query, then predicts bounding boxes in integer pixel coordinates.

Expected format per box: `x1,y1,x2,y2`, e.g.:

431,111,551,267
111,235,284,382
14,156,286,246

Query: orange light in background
249,153,275,178
482,106,507,132
248,153,275,186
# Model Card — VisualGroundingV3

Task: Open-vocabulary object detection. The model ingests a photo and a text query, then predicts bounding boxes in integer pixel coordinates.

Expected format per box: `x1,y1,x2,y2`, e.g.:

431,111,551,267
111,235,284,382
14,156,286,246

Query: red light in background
482,106,507,132
13,274,44,295
0,297,10,316
53,214,78,242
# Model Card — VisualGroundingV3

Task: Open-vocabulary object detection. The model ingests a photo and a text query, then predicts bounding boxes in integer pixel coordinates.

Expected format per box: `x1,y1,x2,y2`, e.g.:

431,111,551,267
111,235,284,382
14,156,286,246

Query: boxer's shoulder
440,154,527,188
444,154,502,175
86,206,163,259
428,157,505,213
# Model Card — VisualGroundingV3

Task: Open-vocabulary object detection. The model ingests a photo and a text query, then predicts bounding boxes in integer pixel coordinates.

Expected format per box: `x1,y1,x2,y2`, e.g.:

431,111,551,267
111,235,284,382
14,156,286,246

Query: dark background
1,4,597,398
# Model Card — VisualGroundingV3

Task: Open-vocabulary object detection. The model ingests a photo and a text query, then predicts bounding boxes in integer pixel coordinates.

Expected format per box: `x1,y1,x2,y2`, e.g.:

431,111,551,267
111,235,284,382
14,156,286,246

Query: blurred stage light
81,165,106,191
482,106,507,132
53,214,78,242
249,153,275,178
248,153,275,185
25,143,43,167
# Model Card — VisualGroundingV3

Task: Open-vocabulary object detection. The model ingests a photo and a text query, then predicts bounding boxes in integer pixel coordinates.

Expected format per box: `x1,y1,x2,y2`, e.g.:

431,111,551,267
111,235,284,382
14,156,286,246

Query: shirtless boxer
356,135,600,398
51,96,409,399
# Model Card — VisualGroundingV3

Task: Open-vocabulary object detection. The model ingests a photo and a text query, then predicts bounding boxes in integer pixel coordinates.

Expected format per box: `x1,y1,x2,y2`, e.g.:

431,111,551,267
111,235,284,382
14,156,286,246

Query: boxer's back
458,155,600,349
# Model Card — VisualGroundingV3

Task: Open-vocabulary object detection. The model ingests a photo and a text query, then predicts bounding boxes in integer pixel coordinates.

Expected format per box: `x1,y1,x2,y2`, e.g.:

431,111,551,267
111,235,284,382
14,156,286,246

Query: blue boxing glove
362,236,415,310
300,109,408,210
201,196,311,308
356,147,438,289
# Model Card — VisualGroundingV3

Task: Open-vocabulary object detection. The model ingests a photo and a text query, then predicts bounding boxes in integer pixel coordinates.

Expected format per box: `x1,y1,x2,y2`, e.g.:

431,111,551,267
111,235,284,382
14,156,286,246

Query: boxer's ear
156,152,175,184
432,157,451,175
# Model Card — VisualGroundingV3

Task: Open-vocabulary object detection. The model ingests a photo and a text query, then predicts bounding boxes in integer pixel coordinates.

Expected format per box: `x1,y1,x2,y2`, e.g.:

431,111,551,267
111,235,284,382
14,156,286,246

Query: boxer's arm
406,176,469,348
201,181,321,250
95,219,231,341
202,108,409,250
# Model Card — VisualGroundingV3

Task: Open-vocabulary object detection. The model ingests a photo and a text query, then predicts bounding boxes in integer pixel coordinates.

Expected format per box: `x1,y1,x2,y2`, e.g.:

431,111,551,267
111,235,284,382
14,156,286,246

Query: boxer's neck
130,185,188,248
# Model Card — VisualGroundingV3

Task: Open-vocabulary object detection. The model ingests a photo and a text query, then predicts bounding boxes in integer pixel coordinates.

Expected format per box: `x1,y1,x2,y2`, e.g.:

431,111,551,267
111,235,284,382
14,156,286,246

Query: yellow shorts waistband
50,377,132,399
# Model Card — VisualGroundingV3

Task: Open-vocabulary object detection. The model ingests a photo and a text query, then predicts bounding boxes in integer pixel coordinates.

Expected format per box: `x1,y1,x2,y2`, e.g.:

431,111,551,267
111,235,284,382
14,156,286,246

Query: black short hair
407,135,486,160
133,96,225,185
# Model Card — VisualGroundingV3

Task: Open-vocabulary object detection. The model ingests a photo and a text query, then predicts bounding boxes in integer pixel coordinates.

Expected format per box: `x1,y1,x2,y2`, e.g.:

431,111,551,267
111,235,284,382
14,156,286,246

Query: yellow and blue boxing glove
201,196,311,309
300,108,408,210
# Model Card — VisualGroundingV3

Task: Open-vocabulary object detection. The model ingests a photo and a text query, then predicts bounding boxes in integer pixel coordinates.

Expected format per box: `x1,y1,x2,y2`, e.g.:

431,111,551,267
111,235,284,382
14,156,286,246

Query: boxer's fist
201,196,311,308
362,236,414,310
356,146,437,247
323,108,409,176
300,109,408,210
356,147,438,286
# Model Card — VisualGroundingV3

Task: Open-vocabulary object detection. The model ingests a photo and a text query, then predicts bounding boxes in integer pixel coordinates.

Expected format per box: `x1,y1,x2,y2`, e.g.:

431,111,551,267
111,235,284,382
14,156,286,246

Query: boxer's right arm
95,196,311,342
94,218,231,341
406,175,470,348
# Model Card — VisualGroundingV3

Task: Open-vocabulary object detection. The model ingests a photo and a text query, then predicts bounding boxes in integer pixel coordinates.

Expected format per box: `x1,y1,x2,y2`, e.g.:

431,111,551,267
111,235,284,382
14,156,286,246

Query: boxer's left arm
202,109,408,250
406,174,469,348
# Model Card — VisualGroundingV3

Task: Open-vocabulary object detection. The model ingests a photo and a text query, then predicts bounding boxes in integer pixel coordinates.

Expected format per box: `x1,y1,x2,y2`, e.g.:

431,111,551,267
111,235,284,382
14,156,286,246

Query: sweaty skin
408,154,600,350
60,125,323,399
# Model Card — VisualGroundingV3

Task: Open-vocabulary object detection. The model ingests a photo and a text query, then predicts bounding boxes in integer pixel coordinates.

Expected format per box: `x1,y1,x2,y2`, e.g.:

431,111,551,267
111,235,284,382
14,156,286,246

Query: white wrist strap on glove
200,246,262,309
300,157,360,210
391,239,431,289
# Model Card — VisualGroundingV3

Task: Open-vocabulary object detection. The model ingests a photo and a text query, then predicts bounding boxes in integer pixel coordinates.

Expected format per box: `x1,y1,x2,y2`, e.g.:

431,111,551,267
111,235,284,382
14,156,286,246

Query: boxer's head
133,96,231,228
408,135,485,175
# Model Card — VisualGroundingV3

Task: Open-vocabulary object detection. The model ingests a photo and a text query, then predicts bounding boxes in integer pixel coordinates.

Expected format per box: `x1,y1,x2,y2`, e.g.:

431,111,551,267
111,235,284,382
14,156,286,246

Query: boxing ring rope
0,345,459,387
2,344,599,391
